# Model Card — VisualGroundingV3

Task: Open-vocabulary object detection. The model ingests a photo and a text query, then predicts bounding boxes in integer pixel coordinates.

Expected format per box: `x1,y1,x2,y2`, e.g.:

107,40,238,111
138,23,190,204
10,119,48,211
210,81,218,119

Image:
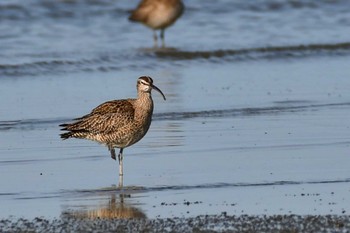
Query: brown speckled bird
129,0,184,47
60,76,166,178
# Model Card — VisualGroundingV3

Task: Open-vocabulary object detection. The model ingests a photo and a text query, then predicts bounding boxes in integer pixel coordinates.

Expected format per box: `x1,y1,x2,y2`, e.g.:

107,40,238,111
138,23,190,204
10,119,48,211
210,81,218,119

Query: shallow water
1,0,350,220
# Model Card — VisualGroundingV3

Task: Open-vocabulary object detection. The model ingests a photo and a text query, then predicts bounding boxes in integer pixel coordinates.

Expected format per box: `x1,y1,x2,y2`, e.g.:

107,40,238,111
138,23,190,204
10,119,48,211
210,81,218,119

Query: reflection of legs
118,148,124,177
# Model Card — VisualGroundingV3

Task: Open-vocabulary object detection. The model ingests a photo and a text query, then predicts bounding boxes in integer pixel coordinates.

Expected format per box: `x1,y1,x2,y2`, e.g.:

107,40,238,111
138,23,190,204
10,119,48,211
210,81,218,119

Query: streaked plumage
60,76,166,178
129,0,184,47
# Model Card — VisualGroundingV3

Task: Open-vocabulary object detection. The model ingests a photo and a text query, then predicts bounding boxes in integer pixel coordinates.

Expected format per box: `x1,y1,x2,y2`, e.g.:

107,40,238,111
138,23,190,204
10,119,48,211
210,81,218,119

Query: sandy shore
1,214,349,232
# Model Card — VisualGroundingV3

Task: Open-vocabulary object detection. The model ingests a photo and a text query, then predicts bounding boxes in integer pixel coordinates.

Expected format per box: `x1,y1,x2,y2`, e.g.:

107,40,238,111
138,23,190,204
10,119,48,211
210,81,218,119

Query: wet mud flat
1,214,349,232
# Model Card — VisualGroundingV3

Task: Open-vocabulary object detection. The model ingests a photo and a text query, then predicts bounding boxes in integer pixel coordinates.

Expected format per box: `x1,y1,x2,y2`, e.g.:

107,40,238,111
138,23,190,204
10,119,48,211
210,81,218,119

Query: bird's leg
153,30,158,48
118,148,124,177
118,174,124,188
160,29,165,48
109,146,116,160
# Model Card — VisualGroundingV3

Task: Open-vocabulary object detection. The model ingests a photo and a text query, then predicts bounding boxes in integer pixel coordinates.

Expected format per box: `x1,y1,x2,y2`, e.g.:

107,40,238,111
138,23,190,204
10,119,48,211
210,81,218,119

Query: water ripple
62,178,350,198
154,42,350,61
153,102,350,121
1,42,349,77
1,102,349,131
6,178,350,201
1,0,349,21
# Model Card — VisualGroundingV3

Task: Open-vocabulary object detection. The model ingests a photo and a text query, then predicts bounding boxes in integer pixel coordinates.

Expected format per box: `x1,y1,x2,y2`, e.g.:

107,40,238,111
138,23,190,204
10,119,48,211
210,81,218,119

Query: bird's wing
129,0,157,22
89,100,134,117
65,100,135,134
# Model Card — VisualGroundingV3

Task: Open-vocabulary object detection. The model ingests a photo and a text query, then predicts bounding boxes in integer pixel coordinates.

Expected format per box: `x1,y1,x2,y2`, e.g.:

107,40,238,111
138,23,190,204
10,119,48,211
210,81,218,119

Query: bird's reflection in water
62,188,146,219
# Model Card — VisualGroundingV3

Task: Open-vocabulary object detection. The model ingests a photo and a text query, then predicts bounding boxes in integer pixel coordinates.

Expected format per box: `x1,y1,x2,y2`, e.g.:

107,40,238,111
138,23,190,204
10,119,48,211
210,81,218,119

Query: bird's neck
135,92,154,116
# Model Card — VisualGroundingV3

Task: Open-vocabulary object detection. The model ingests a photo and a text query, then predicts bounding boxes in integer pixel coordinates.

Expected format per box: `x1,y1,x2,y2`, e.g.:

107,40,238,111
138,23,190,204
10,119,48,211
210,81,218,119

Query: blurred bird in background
129,0,185,47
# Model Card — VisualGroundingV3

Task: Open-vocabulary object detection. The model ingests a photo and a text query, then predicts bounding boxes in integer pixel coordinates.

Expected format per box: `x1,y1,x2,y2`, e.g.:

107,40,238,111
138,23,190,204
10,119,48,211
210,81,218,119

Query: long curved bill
152,84,166,101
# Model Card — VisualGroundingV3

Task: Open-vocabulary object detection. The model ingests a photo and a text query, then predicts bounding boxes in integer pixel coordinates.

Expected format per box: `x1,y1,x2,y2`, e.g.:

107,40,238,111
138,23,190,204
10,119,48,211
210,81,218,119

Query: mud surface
1,214,350,233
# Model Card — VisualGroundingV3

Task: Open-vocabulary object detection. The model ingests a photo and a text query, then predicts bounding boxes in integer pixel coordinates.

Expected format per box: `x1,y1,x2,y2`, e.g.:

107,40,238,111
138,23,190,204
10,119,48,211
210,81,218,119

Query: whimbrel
60,76,166,182
129,0,184,47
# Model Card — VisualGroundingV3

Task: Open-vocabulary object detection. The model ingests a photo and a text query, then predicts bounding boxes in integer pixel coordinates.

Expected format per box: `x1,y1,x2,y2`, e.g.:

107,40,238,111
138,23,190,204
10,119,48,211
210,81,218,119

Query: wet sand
1,214,350,232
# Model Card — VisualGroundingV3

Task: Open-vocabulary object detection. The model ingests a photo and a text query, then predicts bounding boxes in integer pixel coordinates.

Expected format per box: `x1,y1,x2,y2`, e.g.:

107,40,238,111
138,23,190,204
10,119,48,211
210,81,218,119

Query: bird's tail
59,123,72,139
60,131,74,139
59,122,90,140
128,11,144,22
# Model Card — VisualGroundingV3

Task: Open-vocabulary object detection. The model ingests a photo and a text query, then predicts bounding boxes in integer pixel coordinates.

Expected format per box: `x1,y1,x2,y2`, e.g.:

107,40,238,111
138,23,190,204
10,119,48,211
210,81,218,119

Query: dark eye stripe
140,80,149,85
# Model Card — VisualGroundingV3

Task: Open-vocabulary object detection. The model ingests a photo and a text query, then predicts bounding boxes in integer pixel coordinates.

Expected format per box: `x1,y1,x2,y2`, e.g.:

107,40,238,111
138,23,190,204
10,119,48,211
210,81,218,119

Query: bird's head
137,76,166,100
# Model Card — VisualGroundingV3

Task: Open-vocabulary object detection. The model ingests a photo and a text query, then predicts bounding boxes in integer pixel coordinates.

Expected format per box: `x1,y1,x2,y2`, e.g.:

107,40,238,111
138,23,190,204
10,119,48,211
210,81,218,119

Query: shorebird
129,0,184,47
60,76,166,181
